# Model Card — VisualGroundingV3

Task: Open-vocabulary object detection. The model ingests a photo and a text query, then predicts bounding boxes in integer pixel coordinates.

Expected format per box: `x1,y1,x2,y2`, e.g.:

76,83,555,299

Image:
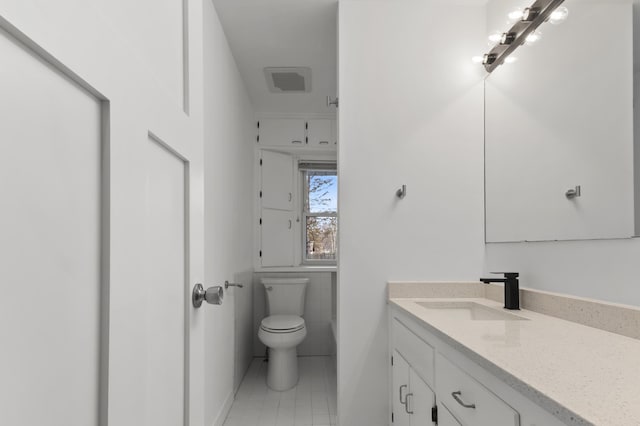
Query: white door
0,26,104,426
0,18,205,426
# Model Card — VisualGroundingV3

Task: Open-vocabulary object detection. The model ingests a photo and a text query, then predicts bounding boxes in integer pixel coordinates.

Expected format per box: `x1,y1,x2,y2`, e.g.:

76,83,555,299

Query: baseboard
213,390,234,426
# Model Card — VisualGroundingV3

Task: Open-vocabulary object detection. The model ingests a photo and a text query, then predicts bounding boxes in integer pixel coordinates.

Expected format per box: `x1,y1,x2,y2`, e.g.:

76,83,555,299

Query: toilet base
267,347,298,391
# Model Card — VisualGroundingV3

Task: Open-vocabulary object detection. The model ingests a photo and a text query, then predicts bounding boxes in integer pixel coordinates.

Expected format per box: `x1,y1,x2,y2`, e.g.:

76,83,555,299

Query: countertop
390,297,640,426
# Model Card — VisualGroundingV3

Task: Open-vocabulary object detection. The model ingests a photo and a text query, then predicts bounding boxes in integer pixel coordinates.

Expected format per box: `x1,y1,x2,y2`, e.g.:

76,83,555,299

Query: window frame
300,164,337,265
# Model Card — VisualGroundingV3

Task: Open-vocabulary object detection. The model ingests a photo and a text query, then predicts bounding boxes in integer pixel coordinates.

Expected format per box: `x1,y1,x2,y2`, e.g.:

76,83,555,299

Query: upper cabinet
259,119,306,147
259,118,337,150
261,150,294,211
307,119,336,149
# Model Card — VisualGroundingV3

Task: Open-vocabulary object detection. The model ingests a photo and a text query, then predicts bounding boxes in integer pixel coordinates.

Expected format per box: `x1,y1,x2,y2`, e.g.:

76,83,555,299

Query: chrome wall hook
565,185,581,199
326,96,339,108
396,185,407,199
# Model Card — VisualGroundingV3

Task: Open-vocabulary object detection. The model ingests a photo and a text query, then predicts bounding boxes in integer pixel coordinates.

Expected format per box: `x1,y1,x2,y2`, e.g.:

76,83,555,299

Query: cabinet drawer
438,403,463,426
436,353,519,426
392,319,434,387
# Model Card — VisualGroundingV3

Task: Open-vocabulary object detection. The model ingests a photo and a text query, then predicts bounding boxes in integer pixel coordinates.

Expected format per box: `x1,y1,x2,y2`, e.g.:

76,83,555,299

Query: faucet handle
490,272,519,278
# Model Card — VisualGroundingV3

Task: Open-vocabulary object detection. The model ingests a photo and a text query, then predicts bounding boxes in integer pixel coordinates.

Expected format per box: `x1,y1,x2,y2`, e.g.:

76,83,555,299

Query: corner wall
203,0,255,424
337,1,487,424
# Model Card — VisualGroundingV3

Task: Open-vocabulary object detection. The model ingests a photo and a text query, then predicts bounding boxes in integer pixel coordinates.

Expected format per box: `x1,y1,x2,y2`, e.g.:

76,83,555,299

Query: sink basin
417,301,528,321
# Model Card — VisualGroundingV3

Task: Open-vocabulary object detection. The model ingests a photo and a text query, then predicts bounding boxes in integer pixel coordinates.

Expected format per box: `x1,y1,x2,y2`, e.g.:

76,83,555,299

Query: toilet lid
260,315,305,332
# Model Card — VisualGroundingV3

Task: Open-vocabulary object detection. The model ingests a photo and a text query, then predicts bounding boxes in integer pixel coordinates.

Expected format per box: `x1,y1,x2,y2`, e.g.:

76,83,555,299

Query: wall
337,1,487,425
253,271,335,357
203,0,256,424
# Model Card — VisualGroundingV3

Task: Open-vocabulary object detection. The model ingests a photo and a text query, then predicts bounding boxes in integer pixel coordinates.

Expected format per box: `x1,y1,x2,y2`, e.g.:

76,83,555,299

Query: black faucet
480,272,520,310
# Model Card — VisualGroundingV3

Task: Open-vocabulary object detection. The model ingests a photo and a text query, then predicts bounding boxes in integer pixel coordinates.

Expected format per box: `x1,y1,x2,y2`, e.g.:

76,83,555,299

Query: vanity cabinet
392,351,435,426
437,403,462,426
389,311,567,426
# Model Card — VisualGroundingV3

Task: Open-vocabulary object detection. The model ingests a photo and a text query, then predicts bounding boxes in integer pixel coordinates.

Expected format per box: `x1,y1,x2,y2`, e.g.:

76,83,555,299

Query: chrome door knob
192,283,224,308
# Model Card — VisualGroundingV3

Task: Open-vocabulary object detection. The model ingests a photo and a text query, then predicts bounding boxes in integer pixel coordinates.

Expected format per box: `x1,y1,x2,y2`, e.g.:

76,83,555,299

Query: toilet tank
262,278,309,316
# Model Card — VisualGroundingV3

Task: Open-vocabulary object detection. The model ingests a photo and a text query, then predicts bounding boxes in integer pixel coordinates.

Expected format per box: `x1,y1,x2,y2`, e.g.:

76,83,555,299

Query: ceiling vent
264,67,312,93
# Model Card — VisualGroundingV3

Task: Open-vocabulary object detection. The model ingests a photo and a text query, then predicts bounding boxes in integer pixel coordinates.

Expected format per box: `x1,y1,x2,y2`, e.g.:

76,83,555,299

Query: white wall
203,0,255,424
253,272,335,357
337,1,487,425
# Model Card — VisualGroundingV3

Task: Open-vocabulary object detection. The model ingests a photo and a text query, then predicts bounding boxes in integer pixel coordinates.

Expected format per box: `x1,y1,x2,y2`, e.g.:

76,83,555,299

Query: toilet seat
260,315,305,333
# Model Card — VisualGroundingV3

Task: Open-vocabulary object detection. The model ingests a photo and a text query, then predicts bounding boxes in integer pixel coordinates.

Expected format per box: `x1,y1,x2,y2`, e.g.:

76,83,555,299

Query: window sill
255,265,337,273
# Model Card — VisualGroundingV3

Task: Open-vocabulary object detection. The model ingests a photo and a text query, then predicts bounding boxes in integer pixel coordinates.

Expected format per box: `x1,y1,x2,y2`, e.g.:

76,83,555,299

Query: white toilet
258,277,309,391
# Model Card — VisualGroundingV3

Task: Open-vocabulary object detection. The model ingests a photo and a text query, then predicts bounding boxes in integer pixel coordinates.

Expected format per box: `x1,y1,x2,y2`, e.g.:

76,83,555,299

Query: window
300,162,337,263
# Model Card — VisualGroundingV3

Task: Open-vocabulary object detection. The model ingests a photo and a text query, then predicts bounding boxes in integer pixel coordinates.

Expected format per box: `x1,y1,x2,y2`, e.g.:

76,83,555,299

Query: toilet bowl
258,278,309,391
258,315,307,390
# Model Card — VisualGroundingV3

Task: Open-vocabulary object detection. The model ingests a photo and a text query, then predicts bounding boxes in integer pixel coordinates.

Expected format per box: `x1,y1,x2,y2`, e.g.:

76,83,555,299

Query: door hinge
391,412,394,423
391,356,394,366
257,134,260,143
259,190,262,198
257,121,260,129
305,136,308,144
432,405,438,423
259,218,262,225
305,122,308,130
260,158,263,166
259,250,262,257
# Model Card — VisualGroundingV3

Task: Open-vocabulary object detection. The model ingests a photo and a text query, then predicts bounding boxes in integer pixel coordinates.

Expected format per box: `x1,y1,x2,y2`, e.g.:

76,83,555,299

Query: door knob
192,283,224,308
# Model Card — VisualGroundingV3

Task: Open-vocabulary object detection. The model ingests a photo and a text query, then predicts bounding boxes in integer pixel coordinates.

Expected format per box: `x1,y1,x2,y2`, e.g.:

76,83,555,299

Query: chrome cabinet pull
288,219,292,229
404,393,414,414
319,141,329,145
291,140,303,144
399,384,408,404
288,192,292,201
265,286,273,291
224,281,244,289
452,391,476,409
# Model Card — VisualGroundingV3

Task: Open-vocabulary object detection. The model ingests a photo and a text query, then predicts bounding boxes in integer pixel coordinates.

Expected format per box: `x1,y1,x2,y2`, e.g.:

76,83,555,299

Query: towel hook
396,185,407,199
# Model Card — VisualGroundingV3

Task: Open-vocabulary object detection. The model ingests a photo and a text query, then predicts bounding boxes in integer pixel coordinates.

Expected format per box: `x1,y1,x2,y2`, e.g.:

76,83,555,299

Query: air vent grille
264,67,311,93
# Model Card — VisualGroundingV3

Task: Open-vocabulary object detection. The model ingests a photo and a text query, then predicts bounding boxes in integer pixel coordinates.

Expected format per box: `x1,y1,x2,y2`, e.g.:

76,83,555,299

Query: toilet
258,277,309,391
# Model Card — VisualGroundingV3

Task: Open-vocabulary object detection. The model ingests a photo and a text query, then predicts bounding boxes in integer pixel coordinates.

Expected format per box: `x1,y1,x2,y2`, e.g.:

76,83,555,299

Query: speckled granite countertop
390,294,640,426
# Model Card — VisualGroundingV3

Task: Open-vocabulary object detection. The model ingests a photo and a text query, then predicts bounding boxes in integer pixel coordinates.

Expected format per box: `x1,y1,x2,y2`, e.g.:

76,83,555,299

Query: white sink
417,301,528,321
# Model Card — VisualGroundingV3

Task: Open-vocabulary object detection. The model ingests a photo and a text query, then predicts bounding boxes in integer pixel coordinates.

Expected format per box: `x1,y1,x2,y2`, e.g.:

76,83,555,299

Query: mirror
484,0,639,242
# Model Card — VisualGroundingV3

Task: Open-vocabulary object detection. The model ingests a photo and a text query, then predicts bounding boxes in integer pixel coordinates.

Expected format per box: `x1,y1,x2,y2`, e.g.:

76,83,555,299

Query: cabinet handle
291,140,303,144
288,219,292,229
319,140,329,145
404,393,414,414
399,384,407,404
452,391,476,409
288,192,292,202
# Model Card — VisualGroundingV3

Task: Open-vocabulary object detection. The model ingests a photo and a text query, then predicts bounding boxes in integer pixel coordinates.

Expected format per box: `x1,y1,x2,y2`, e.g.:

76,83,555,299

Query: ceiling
213,0,338,115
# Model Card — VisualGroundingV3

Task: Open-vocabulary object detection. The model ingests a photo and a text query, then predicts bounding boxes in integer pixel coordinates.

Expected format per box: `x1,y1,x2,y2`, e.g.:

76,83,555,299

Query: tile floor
223,356,337,426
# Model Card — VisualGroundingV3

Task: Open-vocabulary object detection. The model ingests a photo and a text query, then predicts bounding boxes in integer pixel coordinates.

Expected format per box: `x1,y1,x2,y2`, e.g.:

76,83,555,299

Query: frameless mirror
484,0,639,242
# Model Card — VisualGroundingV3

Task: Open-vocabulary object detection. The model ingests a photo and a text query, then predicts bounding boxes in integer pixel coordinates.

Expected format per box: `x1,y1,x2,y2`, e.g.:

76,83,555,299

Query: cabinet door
438,403,463,426
259,119,306,146
260,209,294,267
392,351,411,426
261,150,293,211
307,119,333,149
408,369,436,426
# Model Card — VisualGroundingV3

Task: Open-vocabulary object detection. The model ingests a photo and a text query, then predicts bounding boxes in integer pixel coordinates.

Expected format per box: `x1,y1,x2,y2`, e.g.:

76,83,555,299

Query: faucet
479,272,520,310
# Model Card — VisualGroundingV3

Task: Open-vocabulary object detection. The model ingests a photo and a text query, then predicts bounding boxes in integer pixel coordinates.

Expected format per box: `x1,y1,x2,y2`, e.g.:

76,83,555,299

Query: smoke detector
264,67,312,93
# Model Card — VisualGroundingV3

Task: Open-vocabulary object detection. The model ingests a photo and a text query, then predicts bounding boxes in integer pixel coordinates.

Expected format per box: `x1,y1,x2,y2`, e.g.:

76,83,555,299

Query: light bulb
521,7,540,22
500,32,517,45
508,9,524,22
504,56,518,64
472,56,484,64
488,32,502,46
525,31,542,45
483,54,498,65
548,6,569,24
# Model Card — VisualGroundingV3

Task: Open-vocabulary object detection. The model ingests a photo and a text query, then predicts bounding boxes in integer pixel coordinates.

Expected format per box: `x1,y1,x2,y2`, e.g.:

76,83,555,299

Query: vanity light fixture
483,53,498,65
474,0,566,73
500,32,517,45
521,7,541,22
